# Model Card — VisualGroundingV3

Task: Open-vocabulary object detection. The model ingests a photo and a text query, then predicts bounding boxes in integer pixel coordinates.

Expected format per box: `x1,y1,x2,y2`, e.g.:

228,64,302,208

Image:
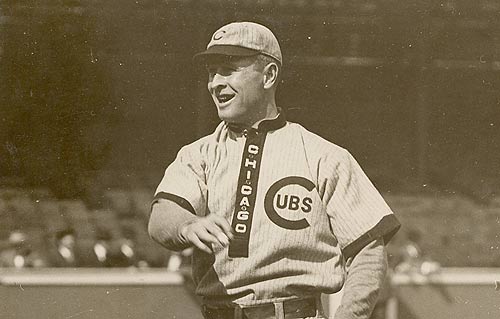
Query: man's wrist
178,218,197,245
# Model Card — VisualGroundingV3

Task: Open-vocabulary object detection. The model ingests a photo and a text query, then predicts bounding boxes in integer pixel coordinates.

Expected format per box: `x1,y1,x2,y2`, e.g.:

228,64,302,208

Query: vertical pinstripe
155,120,399,306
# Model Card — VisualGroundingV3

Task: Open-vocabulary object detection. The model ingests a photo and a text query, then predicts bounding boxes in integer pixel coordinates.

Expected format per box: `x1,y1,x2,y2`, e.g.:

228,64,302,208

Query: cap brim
193,45,260,64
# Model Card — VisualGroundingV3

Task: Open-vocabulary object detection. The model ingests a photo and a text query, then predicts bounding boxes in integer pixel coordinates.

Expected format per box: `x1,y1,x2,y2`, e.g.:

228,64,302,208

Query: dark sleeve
334,237,388,319
148,198,199,252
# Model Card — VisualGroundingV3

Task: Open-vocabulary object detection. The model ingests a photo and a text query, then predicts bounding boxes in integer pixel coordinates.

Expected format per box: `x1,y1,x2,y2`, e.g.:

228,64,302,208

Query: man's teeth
218,95,234,103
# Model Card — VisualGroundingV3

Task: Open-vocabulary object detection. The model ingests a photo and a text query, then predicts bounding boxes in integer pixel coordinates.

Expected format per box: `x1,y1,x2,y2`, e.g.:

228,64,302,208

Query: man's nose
209,72,226,90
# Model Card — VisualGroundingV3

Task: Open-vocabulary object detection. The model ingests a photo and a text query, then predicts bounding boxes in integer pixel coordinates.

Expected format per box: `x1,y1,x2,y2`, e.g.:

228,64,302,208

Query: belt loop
273,301,285,319
234,306,243,319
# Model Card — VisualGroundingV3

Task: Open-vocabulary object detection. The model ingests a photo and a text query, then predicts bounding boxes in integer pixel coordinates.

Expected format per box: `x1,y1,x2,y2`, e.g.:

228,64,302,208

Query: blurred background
0,1,499,318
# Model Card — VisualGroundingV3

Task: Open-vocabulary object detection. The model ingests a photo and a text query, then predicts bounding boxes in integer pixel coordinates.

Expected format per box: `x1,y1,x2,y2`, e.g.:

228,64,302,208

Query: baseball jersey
154,112,400,306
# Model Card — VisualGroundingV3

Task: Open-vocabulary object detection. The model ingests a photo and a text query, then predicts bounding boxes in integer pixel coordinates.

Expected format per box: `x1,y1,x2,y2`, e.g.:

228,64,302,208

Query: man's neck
246,99,279,128
225,100,279,130
251,108,279,129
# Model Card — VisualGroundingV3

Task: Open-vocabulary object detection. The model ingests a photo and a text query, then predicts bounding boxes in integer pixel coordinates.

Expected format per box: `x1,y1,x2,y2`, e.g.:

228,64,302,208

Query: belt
202,297,320,319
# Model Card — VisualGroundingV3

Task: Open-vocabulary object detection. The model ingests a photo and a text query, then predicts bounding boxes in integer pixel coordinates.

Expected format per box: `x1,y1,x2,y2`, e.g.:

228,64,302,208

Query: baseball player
149,22,400,319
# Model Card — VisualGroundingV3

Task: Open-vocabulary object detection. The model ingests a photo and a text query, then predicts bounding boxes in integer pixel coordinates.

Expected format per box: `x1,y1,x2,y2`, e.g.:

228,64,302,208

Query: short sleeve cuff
342,214,401,259
151,192,197,215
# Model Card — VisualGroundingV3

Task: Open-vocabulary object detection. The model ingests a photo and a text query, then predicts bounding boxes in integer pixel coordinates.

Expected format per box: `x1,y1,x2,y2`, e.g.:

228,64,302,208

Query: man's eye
219,67,235,75
206,66,235,77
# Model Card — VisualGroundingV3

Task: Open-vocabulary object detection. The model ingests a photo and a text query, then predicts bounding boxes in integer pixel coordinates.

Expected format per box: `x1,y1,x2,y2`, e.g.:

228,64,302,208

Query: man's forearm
148,199,198,251
335,237,387,319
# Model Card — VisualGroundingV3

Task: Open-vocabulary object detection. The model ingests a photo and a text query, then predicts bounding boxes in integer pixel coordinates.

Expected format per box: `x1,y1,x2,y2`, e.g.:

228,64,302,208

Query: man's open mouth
217,94,235,105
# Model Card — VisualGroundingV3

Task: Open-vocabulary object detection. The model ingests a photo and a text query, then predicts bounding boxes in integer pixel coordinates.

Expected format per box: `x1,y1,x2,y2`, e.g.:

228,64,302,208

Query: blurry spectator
116,234,137,267
118,226,149,268
0,231,46,268
166,251,182,271
394,229,423,272
48,228,86,267
166,248,193,272
92,229,114,267
91,228,141,267
394,229,440,275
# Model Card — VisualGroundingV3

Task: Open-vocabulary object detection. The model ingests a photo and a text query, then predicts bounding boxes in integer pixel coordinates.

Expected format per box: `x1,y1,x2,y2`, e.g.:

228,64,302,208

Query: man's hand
179,214,233,254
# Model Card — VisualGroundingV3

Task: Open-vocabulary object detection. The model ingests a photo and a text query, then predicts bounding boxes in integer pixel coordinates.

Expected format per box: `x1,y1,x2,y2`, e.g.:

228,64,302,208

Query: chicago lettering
233,143,259,234
229,130,266,258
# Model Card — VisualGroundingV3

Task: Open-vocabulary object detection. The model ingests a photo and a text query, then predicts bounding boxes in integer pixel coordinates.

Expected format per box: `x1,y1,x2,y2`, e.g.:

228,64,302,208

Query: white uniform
154,113,400,306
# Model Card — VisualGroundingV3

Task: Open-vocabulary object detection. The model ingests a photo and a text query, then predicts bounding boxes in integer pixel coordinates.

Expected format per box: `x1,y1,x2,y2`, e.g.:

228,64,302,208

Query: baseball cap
193,22,282,65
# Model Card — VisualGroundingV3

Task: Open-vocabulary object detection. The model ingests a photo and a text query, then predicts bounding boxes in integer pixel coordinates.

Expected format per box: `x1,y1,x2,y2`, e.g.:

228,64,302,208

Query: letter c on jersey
264,176,315,230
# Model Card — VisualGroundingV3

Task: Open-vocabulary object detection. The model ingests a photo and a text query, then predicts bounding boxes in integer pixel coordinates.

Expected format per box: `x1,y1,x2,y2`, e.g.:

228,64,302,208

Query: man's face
206,55,266,126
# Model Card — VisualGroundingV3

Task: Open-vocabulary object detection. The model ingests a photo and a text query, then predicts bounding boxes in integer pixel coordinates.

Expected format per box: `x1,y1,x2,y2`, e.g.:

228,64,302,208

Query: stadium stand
0,186,173,268
37,199,69,235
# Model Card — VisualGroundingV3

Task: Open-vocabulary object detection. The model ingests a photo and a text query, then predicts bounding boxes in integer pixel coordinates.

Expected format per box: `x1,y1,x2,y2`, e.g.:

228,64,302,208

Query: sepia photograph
0,1,499,318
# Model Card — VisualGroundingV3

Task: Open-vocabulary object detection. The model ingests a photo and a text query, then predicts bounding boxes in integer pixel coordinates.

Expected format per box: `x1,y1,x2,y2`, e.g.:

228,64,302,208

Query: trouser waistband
201,296,322,319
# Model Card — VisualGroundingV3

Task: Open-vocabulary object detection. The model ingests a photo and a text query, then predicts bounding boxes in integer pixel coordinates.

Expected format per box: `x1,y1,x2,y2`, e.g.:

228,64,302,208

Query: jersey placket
228,128,267,258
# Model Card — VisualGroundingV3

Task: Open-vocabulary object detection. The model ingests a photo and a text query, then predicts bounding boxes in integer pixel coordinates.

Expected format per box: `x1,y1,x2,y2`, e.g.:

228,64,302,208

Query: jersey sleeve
323,150,400,259
152,144,208,216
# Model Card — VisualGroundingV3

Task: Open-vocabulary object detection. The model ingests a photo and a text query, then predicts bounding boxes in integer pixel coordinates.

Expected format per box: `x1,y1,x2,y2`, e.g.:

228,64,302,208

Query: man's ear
263,62,279,89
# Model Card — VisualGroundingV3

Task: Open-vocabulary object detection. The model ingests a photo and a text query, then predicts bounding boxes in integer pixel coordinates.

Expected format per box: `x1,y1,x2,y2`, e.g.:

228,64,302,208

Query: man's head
194,22,282,126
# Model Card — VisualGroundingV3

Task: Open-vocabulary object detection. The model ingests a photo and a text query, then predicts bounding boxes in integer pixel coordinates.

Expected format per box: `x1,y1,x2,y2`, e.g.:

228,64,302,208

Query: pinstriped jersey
154,113,400,305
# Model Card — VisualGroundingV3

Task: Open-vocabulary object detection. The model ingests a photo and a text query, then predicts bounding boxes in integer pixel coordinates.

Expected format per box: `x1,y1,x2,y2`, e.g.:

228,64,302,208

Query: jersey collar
227,109,286,134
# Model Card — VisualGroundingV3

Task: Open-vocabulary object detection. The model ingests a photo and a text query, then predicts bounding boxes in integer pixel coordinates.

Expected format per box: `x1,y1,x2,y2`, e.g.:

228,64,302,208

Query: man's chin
216,108,253,126
217,110,238,123
219,117,247,127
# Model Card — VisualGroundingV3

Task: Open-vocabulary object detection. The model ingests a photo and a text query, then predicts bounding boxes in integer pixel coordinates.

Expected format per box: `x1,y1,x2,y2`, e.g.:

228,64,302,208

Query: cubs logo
264,176,315,230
